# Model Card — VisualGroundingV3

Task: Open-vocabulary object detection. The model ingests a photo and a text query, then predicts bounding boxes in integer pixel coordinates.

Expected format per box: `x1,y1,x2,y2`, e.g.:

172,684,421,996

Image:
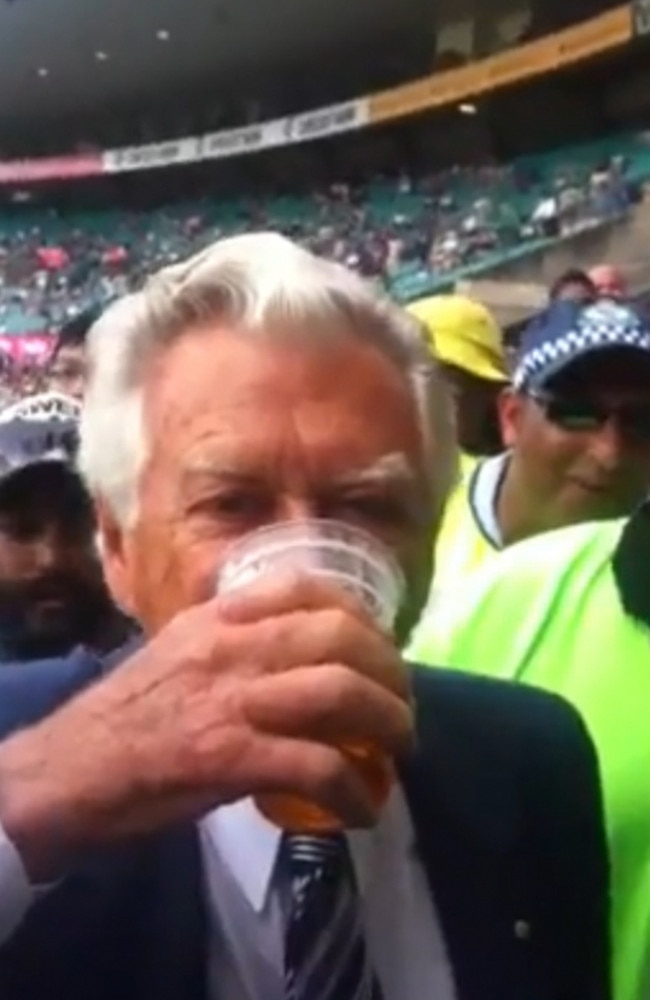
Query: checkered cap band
513,301,650,390
0,415,79,482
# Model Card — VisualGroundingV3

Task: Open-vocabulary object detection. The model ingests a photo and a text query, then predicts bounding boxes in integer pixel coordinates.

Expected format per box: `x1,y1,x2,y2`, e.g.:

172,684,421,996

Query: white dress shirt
0,785,456,1000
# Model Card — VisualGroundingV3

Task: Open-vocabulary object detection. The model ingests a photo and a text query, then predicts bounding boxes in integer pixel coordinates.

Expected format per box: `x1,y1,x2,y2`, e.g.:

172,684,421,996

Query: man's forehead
55,343,85,361
146,323,413,405
144,325,423,456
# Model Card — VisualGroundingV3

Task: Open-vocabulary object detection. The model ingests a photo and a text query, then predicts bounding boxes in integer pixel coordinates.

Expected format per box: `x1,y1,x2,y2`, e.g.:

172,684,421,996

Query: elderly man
0,234,609,1000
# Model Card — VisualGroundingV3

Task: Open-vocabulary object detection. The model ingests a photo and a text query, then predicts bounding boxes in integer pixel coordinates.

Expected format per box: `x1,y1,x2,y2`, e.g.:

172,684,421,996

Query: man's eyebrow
178,452,421,497
328,453,418,489
179,456,263,482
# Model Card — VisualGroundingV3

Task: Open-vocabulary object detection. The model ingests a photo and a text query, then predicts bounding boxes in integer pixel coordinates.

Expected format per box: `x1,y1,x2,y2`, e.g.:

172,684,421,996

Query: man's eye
211,493,270,518
336,496,405,523
5,520,39,542
52,366,83,380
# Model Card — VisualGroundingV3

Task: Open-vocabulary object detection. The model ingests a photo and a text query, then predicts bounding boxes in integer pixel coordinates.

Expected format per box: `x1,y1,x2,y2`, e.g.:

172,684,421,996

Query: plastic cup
216,519,405,832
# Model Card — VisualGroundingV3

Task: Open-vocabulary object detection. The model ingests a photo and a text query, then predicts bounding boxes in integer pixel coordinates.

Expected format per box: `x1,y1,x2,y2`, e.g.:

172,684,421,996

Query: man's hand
0,572,413,880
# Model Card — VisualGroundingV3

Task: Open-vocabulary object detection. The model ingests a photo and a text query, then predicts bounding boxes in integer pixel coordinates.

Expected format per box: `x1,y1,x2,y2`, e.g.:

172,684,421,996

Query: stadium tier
0,130,644,342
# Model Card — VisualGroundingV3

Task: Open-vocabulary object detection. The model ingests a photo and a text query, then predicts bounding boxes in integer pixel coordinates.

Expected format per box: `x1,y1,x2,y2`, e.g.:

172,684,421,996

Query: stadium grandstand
0,0,647,397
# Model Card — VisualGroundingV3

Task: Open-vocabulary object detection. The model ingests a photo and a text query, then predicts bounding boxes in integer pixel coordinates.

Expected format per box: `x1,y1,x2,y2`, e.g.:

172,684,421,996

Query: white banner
199,121,278,160
103,137,201,174
102,99,369,175
284,100,369,144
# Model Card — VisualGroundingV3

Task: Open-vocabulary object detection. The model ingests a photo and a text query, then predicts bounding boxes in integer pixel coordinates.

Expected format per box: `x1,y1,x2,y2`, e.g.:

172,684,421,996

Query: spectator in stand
411,507,650,1000
48,303,103,401
549,268,597,304
412,297,650,603
407,294,507,463
0,138,636,343
0,393,132,661
0,231,610,1000
590,264,628,300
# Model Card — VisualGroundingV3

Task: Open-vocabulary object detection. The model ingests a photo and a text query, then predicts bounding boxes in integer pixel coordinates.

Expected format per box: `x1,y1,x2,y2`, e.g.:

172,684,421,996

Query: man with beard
0,392,130,661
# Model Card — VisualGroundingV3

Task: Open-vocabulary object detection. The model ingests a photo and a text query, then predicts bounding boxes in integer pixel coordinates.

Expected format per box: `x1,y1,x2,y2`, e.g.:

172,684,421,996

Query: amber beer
217,519,405,832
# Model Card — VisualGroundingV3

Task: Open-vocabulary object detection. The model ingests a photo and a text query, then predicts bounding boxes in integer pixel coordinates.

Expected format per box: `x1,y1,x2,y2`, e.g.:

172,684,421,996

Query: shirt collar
203,797,281,912
202,783,417,914
468,452,509,549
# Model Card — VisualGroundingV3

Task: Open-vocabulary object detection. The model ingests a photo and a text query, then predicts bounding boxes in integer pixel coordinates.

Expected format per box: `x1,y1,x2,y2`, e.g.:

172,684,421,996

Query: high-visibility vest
431,452,504,597
410,516,647,1000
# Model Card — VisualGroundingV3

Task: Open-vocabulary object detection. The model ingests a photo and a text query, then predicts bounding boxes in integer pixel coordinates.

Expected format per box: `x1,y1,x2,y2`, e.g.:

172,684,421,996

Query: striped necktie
284,833,384,1000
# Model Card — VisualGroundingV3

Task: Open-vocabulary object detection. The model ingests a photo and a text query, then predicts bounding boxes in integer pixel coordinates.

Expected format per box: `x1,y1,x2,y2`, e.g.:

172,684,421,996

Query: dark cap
513,299,650,392
0,392,81,487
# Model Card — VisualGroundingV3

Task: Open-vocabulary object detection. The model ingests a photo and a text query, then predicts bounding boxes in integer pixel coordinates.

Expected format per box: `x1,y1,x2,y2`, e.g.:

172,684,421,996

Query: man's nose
587,418,629,470
69,376,85,400
30,532,66,572
58,374,84,400
276,498,319,524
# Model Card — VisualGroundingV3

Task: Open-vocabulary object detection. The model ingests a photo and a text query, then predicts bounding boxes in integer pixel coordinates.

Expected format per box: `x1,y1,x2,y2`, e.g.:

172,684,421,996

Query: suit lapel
0,822,209,1000
125,823,209,1000
398,670,526,1000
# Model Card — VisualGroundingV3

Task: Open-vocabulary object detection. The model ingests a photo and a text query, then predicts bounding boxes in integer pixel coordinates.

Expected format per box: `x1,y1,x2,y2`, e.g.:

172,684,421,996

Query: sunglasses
529,389,650,442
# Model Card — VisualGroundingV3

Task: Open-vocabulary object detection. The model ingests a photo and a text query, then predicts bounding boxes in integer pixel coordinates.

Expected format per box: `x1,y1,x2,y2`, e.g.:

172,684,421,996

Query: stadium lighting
36,67,49,78
95,50,109,62
459,102,477,115
156,29,170,41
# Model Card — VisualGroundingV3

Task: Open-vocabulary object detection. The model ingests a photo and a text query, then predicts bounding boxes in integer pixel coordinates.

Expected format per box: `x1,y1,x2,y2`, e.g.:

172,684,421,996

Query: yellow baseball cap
407,294,508,382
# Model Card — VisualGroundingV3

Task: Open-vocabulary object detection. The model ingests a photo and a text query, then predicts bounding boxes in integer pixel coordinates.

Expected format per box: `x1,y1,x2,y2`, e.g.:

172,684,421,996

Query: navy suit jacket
0,649,611,1000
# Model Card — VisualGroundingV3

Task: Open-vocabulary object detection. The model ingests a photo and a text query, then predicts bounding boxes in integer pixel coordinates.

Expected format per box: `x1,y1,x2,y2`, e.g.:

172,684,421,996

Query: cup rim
218,517,405,593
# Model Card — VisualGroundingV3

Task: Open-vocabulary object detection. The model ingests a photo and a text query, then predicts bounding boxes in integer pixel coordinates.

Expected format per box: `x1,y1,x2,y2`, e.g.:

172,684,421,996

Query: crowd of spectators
0,140,639,407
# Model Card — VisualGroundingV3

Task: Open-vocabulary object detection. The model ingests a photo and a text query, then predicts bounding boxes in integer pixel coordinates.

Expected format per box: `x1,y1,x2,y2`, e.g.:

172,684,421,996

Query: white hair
79,232,457,527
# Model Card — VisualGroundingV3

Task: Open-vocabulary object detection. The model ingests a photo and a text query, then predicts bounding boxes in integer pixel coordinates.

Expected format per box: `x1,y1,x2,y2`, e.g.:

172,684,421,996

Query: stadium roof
0,0,409,129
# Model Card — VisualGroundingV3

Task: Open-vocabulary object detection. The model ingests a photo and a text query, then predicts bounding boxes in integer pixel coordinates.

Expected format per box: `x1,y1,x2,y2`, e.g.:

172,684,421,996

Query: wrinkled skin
100,326,437,643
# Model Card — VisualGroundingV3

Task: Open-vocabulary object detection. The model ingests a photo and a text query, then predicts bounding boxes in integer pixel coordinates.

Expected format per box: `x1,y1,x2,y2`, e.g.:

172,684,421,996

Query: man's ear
497,387,524,450
95,498,137,617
